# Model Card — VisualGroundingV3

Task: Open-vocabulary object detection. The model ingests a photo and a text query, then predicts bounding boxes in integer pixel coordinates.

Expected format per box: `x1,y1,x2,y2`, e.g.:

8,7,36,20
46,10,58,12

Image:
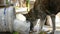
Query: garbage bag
16,14,26,21
13,19,30,34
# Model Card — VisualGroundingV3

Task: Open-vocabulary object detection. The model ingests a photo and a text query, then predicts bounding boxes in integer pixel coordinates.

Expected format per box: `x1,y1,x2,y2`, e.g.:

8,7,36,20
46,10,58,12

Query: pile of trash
13,14,30,34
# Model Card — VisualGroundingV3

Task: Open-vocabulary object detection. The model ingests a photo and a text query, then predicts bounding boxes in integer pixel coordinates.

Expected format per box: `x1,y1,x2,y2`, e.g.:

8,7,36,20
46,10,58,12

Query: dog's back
34,0,60,15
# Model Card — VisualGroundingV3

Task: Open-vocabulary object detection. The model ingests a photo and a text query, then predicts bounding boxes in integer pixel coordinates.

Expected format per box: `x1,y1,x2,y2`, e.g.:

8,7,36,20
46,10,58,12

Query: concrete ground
55,31,60,34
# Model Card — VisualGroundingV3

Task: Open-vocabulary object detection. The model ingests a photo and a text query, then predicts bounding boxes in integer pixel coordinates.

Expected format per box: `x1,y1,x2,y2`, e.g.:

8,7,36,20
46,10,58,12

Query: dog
23,0,60,34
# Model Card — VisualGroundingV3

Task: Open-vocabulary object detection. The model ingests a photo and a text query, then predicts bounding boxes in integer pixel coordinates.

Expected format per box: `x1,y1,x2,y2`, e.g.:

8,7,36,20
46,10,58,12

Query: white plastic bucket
0,6,15,32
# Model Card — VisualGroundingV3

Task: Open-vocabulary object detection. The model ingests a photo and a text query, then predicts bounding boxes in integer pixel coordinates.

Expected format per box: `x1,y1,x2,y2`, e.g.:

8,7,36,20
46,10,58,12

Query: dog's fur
23,0,60,34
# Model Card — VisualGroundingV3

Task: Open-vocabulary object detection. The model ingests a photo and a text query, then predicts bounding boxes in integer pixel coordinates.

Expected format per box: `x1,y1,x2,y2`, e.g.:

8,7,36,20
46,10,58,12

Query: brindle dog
24,0,60,34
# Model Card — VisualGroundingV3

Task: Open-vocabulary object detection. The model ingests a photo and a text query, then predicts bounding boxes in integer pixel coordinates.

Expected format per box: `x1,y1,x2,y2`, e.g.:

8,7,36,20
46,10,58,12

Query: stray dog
24,0,60,34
